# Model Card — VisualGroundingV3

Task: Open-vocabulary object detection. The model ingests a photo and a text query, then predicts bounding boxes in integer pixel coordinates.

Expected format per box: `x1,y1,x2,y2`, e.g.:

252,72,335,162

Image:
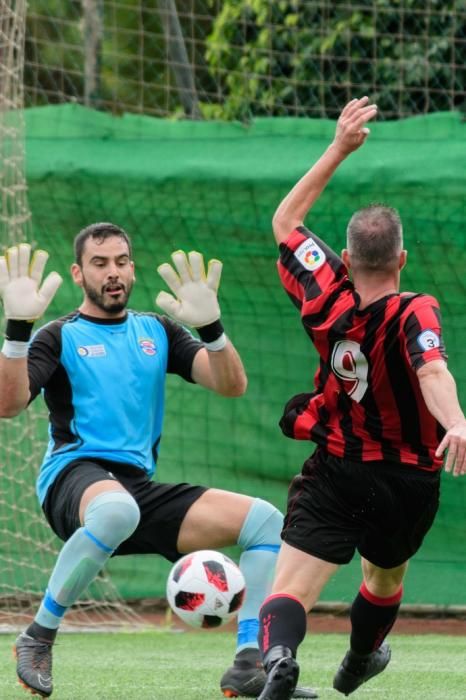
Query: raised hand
155,250,222,328
333,96,378,156
0,244,62,321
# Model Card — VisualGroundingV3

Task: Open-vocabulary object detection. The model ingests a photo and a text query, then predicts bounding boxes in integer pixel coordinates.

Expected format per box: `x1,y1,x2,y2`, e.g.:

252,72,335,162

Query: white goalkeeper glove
0,244,63,321
155,250,222,328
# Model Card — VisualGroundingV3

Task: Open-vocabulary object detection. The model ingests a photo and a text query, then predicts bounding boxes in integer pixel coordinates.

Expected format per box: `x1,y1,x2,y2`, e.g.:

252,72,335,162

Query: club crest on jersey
294,238,326,271
77,344,106,358
139,337,157,356
417,329,440,351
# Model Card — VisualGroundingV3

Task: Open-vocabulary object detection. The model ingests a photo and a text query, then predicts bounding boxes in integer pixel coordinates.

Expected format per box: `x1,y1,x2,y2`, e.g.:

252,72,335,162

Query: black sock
258,594,307,660
26,621,57,644
350,582,402,655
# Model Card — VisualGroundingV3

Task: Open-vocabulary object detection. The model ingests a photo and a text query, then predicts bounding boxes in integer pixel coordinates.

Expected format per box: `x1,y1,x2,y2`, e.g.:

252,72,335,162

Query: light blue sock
35,491,140,630
236,498,283,652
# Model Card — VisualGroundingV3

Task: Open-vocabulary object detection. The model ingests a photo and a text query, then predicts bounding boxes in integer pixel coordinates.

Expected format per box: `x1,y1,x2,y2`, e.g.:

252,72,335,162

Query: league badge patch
294,237,326,271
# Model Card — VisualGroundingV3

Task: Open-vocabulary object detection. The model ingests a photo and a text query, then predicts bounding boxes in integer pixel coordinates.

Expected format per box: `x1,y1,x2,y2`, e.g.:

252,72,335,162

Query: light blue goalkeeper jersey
27,310,202,504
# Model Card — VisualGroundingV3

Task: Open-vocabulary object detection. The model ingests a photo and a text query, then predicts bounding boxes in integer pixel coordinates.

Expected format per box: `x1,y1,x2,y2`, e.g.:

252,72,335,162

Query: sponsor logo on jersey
77,344,106,358
417,329,440,351
139,337,157,355
294,238,326,271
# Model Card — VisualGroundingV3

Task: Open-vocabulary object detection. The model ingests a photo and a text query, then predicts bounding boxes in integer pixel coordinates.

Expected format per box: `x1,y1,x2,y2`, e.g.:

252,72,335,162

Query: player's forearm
206,341,247,397
273,98,377,244
0,354,30,417
272,143,347,244
417,361,465,430
197,341,247,397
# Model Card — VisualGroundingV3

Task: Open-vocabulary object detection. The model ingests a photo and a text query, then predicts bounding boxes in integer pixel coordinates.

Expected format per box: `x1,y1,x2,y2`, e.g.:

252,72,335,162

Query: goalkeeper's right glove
0,244,62,321
156,250,227,351
155,250,222,329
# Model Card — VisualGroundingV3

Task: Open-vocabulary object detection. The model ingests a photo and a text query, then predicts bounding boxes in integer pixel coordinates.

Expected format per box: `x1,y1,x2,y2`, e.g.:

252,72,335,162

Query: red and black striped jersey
278,225,447,470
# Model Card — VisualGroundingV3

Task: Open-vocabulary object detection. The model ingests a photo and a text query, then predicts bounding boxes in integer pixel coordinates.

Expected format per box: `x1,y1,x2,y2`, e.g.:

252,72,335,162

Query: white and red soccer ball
166,550,246,628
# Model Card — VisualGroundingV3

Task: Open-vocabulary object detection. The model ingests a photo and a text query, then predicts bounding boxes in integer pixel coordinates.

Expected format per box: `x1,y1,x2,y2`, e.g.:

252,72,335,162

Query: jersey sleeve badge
417,329,440,351
294,237,326,271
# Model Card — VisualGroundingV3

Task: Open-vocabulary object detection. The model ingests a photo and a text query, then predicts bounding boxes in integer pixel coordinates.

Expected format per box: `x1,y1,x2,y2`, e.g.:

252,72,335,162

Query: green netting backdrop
17,105,466,604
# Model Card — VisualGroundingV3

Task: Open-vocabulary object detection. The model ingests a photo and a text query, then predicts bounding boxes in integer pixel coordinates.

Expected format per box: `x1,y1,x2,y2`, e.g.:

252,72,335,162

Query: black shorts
42,459,207,562
282,448,441,568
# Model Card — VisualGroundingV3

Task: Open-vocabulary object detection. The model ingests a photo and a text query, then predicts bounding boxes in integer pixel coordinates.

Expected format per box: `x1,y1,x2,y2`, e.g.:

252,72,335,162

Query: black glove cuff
5,319,34,342
197,319,224,343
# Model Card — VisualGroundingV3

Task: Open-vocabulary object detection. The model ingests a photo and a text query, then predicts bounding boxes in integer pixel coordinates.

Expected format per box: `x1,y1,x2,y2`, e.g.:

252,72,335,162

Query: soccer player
0,227,316,699
256,97,466,700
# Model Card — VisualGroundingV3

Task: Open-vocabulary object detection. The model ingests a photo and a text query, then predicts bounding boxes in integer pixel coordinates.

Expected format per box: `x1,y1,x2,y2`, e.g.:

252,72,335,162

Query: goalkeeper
0,223,316,700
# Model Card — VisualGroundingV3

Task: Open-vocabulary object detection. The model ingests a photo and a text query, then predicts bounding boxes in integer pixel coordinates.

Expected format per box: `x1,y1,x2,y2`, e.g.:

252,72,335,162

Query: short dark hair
74,223,132,265
346,204,403,272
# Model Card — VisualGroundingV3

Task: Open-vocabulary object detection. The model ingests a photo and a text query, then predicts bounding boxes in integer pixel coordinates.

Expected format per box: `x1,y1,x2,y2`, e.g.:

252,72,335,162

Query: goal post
0,0,31,245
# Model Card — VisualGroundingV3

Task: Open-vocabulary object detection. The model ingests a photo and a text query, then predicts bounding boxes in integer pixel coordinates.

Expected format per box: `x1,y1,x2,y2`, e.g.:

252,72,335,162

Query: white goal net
0,0,142,632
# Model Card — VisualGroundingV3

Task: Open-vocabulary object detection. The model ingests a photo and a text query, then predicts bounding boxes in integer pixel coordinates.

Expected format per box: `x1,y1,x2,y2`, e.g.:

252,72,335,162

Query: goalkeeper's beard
82,277,133,314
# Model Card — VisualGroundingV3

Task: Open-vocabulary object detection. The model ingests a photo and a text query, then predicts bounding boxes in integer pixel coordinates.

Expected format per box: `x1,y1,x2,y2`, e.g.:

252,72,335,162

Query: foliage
23,1,465,119
24,0,84,106
25,0,168,114
203,0,465,119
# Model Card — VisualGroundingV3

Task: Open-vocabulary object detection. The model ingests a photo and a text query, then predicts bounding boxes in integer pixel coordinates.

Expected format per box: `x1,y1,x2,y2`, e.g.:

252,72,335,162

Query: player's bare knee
362,559,407,596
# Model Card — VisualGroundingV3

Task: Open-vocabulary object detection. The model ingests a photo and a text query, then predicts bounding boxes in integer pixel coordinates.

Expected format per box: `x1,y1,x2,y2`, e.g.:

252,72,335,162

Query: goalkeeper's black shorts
282,447,441,569
42,458,207,562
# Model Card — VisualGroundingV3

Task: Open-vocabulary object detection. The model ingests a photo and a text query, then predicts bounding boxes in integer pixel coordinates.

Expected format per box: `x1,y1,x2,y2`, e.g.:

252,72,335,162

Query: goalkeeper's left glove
0,244,63,359
0,244,62,321
155,250,222,328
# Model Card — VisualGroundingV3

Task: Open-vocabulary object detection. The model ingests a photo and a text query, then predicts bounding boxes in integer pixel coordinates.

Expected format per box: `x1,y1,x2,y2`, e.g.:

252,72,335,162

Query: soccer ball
166,550,246,629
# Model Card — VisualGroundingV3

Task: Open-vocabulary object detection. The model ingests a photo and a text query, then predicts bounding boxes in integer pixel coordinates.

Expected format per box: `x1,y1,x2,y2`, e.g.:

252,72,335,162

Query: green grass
1,630,465,699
